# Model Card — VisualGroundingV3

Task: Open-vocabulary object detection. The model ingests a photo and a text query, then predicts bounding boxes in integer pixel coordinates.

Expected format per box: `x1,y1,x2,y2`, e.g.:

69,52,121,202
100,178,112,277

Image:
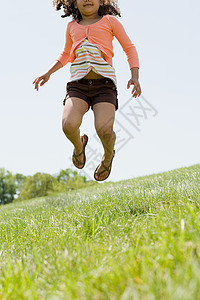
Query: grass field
0,164,200,300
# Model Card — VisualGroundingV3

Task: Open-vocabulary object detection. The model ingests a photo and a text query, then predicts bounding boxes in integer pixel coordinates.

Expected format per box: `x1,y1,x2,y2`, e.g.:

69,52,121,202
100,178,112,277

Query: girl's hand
33,72,51,91
127,77,142,98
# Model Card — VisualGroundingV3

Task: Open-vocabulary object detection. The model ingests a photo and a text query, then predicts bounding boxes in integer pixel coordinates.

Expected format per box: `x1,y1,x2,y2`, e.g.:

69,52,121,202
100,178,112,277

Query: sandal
72,134,88,169
94,150,115,181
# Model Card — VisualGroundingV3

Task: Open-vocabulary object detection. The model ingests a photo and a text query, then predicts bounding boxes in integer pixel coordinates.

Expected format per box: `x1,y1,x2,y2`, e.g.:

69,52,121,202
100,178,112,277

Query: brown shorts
63,77,119,111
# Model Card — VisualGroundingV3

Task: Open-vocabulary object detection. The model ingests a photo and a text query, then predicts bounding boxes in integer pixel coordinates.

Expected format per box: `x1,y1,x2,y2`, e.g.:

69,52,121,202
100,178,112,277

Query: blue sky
0,0,199,182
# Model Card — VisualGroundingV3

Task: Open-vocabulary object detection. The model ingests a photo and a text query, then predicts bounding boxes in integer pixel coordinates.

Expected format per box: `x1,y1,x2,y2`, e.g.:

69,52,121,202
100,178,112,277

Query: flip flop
94,150,115,181
72,134,88,169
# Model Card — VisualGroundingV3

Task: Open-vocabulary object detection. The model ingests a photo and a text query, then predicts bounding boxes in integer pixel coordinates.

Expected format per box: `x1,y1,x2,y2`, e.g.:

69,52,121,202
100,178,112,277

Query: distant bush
17,173,60,201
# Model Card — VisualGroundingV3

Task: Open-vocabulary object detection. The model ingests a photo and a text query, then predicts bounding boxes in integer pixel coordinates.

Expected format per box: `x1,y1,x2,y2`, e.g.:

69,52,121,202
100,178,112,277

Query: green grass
0,164,200,300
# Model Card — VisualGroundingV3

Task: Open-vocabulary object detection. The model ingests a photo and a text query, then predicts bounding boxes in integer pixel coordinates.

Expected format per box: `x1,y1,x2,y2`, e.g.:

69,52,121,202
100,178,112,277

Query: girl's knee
96,126,116,139
62,118,80,135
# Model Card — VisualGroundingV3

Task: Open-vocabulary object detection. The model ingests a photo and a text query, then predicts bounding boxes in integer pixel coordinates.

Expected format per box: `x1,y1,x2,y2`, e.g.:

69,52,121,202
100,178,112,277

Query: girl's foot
72,134,88,169
94,150,115,181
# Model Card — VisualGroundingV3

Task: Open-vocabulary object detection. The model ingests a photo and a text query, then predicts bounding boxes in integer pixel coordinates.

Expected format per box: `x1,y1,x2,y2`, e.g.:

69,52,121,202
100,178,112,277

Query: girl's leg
93,102,116,180
62,97,89,164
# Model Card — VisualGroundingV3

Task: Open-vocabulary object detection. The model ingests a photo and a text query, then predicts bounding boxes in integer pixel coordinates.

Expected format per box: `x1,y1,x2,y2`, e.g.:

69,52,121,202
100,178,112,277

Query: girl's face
74,0,103,17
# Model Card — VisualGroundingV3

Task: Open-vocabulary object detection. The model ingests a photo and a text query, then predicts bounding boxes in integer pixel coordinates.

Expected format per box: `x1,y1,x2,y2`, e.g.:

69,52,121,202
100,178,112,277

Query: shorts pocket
67,81,76,88
107,84,118,94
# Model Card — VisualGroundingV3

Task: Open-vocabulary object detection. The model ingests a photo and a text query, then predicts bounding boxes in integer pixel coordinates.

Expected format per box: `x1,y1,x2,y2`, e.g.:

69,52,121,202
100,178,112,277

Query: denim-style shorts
63,77,119,111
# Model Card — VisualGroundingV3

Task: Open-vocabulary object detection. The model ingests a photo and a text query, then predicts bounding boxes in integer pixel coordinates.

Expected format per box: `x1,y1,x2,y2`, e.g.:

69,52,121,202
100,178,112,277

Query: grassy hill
0,164,200,299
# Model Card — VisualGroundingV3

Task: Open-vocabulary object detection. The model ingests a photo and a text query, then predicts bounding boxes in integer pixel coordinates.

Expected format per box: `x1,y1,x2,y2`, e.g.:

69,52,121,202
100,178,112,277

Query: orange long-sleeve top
56,14,139,70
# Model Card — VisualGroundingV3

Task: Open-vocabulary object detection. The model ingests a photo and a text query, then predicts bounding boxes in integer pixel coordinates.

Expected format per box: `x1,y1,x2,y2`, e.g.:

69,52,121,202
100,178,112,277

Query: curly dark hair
53,0,121,20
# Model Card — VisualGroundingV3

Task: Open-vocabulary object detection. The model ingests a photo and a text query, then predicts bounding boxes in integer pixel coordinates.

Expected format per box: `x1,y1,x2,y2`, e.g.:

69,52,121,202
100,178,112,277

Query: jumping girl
33,0,142,181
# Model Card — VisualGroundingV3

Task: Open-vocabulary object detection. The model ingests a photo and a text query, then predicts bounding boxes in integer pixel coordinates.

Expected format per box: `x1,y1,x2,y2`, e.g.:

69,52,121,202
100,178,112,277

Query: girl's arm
56,22,73,67
33,23,73,91
109,16,142,98
33,60,63,91
128,67,141,98
46,60,63,74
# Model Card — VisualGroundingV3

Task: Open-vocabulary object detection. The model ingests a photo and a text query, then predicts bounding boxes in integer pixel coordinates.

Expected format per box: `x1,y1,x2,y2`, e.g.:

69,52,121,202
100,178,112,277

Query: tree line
0,168,97,205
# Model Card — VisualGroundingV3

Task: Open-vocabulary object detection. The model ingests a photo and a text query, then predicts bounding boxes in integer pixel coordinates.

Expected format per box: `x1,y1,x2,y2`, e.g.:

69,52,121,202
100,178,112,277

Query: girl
33,0,142,181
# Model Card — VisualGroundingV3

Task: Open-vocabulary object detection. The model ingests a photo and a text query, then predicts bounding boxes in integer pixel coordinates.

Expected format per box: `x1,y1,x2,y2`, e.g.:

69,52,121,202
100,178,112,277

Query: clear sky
0,0,199,182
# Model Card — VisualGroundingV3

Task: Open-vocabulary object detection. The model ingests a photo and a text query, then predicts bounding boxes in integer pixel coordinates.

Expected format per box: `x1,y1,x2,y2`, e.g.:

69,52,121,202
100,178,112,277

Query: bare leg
93,102,116,180
62,97,89,165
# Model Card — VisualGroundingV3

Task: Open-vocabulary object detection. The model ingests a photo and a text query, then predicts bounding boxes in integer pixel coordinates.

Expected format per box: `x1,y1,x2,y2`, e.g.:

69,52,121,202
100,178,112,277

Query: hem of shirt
69,66,117,87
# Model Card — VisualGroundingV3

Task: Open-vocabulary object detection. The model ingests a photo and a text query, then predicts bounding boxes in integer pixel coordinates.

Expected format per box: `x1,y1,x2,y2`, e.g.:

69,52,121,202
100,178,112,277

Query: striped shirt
69,39,117,87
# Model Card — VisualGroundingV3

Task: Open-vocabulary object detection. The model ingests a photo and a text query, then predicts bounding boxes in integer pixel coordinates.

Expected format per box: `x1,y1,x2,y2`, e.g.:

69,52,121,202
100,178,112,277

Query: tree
14,173,26,198
0,168,97,204
56,169,87,184
0,168,16,205
56,169,73,183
